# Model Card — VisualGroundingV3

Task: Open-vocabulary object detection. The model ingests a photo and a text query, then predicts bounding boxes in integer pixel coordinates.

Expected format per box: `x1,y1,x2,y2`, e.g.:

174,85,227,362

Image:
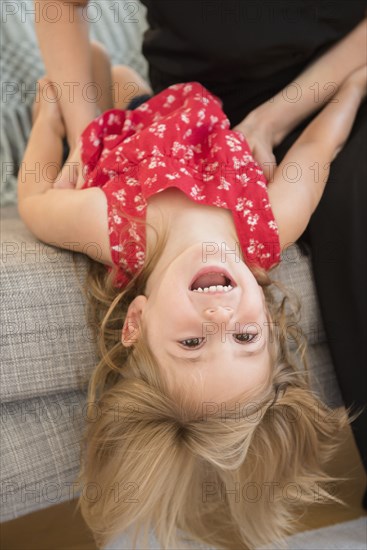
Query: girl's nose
203,306,233,322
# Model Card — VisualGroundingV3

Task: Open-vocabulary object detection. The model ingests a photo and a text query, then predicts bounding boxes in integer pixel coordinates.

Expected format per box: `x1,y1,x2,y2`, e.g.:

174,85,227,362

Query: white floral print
165,172,180,180
112,189,126,206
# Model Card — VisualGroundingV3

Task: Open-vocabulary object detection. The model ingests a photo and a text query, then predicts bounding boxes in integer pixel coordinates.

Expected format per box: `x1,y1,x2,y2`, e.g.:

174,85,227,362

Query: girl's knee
90,40,110,64
112,65,140,80
111,65,153,96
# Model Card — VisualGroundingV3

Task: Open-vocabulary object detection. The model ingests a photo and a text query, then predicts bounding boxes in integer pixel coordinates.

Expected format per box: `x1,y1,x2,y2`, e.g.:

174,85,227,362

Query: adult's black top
140,0,367,125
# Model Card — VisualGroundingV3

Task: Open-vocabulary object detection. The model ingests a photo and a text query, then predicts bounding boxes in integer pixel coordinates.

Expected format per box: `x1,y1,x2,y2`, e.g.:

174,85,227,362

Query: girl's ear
121,295,147,348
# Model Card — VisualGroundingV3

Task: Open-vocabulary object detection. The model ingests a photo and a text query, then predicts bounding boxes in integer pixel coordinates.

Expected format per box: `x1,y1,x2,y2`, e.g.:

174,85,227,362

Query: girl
18,42,366,549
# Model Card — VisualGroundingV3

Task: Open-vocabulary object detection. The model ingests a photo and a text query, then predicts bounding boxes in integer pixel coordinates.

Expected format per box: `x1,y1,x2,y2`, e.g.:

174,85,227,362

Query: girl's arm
17,77,112,266
233,17,367,171
17,79,66,203
267,66,367,252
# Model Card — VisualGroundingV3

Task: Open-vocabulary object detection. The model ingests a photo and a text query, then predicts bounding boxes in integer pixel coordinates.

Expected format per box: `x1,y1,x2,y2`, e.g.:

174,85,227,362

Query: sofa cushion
1,207,96,403
0,389,87,521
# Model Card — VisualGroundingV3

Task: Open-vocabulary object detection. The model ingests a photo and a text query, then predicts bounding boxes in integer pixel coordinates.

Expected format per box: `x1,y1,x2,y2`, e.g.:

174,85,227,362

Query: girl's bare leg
32,40,110,124
88,40,153,112
89,41,114,113
32,40,153,124
110,65,153,110
31,40,154,190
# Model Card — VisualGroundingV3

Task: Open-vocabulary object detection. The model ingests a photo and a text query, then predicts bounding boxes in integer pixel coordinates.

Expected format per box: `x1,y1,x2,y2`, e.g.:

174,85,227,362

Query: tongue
191,272,227,290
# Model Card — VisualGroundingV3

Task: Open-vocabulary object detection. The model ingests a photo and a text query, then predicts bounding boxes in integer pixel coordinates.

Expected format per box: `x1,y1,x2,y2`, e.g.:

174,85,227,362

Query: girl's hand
53,141,86,190
32,76,66,140
231,113,278,180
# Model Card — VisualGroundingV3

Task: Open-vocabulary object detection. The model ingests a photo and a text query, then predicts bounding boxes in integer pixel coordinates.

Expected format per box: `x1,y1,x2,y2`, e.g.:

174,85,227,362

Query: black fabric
126,93,154,110
139,0,367,506
141,0,367,125
62,138,70,166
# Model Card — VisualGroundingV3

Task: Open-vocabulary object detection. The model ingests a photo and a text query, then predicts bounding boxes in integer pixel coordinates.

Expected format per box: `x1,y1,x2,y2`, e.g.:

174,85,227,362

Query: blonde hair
72,222,356,550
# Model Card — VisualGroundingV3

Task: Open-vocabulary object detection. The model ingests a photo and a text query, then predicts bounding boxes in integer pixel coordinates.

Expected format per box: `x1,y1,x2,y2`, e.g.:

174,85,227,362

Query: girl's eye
180,337,204,348
234,333,258,343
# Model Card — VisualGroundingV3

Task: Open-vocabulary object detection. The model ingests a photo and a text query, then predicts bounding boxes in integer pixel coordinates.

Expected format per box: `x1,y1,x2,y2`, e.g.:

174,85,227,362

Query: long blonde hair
72,220,356,550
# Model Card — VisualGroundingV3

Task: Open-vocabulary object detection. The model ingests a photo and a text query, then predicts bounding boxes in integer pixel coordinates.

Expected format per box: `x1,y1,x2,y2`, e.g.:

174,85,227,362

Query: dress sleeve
79,108,151,289
225,131,281,272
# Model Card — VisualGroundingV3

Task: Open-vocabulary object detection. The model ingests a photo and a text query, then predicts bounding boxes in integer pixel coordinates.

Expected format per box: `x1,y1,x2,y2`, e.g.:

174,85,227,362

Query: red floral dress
79,81,281,288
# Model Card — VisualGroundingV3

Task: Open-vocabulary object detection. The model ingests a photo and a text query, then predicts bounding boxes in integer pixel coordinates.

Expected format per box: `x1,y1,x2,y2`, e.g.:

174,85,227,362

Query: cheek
160,297,197,336
251,358,272,395
242,293,266,324
151,290,185,328
158,284,188,308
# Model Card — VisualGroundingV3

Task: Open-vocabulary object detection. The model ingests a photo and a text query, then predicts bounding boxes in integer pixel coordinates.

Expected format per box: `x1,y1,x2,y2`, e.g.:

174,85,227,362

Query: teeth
193,285,233,293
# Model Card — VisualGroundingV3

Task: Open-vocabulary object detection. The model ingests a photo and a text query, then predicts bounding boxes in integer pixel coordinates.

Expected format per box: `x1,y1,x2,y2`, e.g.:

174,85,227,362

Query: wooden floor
1,420,366,550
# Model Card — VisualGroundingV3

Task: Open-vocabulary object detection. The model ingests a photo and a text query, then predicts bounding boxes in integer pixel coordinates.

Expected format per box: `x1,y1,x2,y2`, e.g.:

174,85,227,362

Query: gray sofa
0,0,344,533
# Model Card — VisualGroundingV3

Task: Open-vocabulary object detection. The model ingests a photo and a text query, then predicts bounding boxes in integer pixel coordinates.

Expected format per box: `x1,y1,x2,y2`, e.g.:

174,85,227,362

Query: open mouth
189,268,237,293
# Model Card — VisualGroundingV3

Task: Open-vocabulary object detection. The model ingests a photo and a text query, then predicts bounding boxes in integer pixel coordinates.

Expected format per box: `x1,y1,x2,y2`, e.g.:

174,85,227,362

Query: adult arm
233,17,367,171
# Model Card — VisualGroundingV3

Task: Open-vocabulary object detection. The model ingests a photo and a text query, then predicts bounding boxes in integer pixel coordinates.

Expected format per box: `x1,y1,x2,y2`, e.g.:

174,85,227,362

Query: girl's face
122,244,272,404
